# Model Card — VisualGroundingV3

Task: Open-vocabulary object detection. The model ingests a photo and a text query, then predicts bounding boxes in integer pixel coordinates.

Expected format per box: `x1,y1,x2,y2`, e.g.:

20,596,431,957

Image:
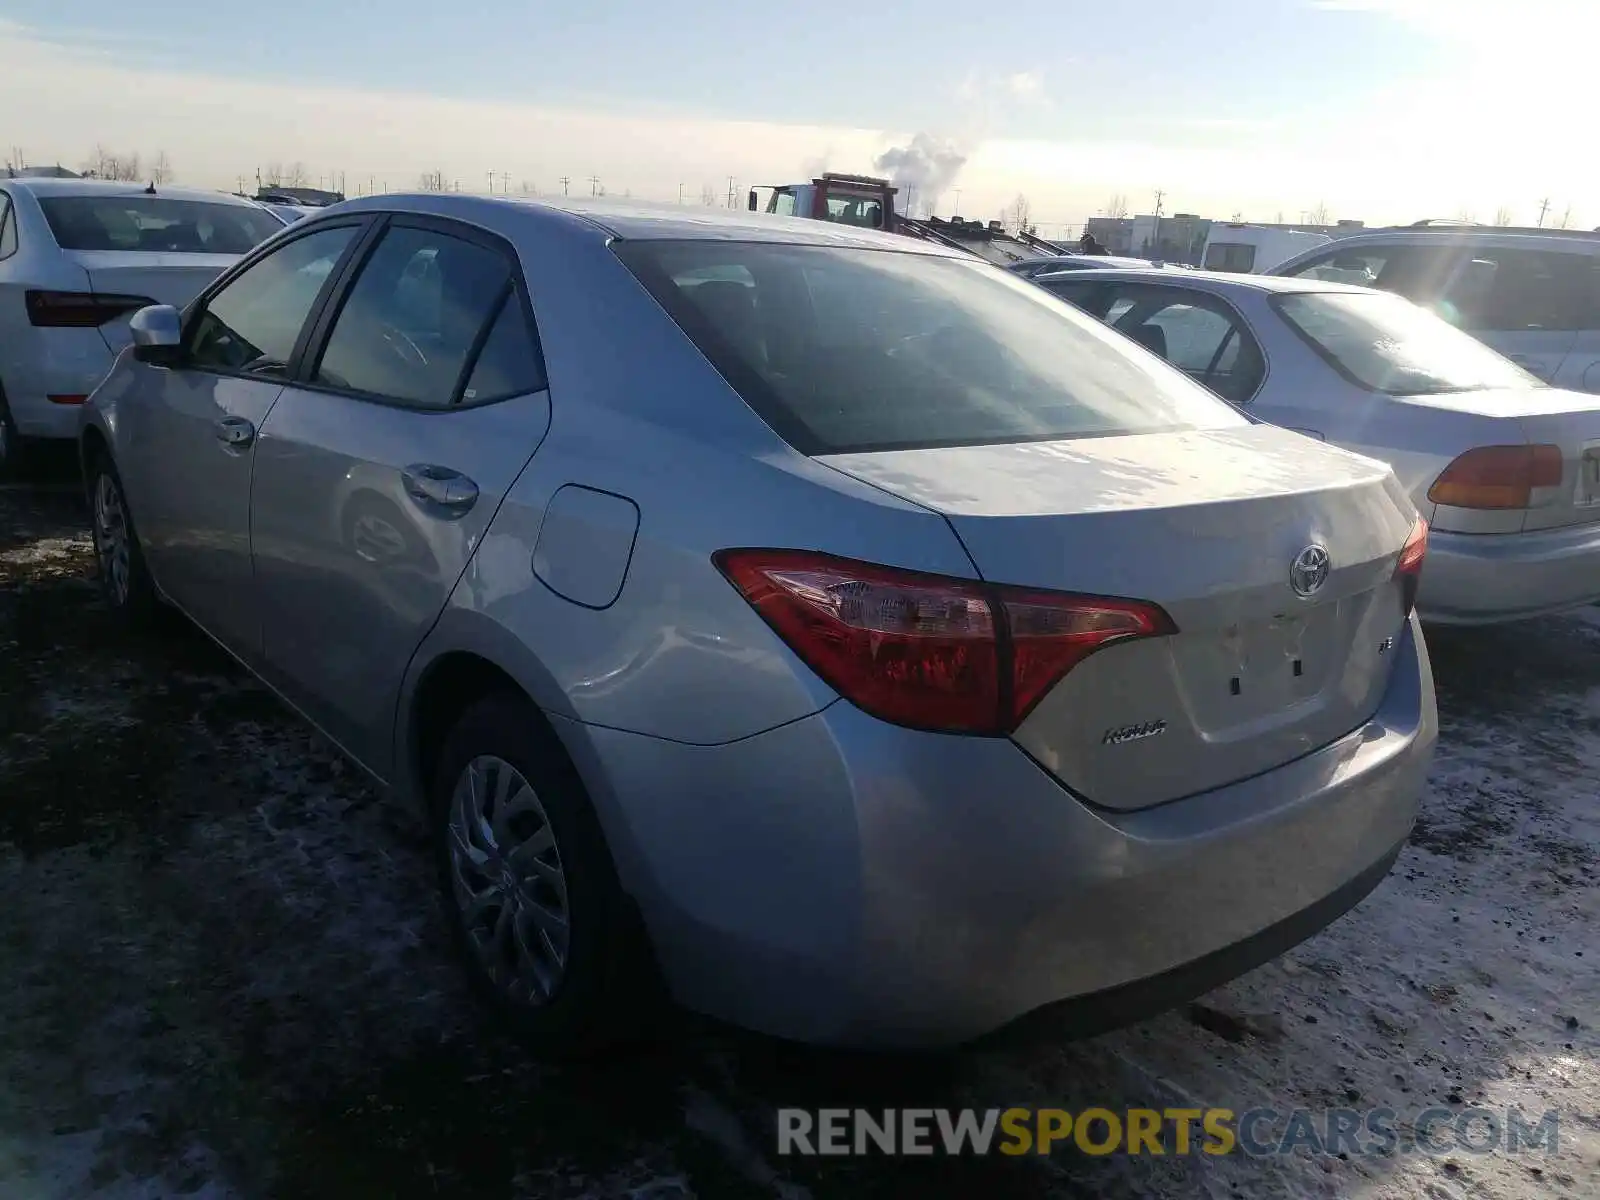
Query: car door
248,215,551,775
123,219,365,658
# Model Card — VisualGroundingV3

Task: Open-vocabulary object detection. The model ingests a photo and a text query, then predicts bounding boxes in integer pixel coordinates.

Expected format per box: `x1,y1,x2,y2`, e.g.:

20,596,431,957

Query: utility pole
589,175,601,197
1560,204,1572,230
1537,197,1551,227
726,176,737,208
678,182,685,204
1151,188,1166,256
487,171,496,194
953,188,962,216
559,175,570,196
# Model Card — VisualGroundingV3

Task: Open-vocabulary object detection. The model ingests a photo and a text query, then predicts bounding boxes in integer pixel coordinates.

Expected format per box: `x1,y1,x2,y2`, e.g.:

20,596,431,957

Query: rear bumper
1420,522,1600,625
557,615,1436,1049
2,329,115,440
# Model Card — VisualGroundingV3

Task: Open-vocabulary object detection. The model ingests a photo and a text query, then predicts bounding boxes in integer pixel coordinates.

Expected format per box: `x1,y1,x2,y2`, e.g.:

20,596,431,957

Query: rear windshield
39,196,281,255
615,240,1247,455
1274,290,1542,396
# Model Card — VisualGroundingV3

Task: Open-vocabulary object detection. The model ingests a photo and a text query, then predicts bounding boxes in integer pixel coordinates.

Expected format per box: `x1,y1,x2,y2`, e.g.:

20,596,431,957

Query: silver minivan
1271,226,1600,393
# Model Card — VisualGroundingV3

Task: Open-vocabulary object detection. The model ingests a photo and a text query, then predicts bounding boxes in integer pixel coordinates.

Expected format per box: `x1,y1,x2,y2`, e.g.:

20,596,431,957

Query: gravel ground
0,462,1596,1200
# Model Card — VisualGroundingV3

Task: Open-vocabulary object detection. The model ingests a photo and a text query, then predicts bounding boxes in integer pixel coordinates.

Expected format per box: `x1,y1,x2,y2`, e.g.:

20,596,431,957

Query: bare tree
1456,207,1478,223
518,180,536,195
82,145,142,181
700,183,717,206
417,169,447,192
150,151,175,184
1493,206,1514,226
1307,201,1331,225
1104,194,1129,220
262,162,284,188
282,161,310,188
1009,193,1033,235
1230,210,1245,222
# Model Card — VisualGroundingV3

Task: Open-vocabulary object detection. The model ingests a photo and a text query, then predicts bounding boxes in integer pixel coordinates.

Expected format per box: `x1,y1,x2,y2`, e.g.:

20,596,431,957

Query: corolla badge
1289,544,1331,598
1102,720,1167,746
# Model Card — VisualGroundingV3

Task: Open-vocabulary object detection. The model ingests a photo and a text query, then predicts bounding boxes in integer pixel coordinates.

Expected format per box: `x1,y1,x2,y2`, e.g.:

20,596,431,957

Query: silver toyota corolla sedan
78,195,1437,1053
1036,267,1600,625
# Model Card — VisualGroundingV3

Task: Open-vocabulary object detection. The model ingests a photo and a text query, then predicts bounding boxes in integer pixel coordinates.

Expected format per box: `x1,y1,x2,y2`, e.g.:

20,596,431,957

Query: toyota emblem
1290,545,1331,597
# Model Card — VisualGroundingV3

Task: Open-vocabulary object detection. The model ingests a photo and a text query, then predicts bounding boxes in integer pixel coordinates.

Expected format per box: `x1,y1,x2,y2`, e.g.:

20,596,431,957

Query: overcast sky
1,0,1592,232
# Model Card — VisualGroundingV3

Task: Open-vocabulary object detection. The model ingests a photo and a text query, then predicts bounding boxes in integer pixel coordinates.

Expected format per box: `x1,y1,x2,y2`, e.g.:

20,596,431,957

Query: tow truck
747,172,1071,266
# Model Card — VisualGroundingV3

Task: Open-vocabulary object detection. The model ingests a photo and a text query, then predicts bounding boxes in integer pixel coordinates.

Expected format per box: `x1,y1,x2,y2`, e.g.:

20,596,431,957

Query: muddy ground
0,455,1596,1200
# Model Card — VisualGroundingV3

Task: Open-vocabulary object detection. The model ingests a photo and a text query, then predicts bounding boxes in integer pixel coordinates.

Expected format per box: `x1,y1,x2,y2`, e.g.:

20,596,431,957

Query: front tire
87,454,160,624
430,693,658,1057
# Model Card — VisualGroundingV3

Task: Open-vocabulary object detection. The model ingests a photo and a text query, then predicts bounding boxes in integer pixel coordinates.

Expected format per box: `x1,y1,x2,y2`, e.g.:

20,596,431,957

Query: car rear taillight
1427,444,1563,510
24,290,156,329
714,549,1175,735
1393,517,1428,617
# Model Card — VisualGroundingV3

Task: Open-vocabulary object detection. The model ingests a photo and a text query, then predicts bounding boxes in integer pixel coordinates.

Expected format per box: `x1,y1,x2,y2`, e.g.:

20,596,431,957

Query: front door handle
402,464,479,516
214,416,256,448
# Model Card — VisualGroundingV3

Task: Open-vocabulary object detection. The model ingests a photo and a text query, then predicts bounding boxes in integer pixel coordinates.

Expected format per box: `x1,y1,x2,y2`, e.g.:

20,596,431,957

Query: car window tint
1437,249,1600,332
615,240,1247,455
0,194,15,260
37,195,281,254
1202,242,1257,272
461,295,547,403
187,225,358,376
1283,247,1385,286
1105,287,1266,404
314,226,512,408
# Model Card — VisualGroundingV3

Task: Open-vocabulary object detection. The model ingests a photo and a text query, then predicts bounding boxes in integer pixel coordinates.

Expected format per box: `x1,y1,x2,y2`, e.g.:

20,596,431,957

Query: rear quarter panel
410,218,979,748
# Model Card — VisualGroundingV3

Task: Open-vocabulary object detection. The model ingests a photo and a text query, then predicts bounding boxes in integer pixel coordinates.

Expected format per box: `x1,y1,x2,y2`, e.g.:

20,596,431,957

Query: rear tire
85,452,160,625
0,389,30,480
430,692,659,1058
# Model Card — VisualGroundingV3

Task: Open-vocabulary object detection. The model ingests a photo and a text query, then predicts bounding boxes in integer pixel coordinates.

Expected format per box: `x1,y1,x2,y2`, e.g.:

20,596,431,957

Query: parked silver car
0,178,283,471
1038,267,1600,625
80,196,1436,1052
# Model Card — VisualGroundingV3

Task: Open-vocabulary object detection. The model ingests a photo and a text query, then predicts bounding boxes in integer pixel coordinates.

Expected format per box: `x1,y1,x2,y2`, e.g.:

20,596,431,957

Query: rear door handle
402,464,479,516
214,416,255,448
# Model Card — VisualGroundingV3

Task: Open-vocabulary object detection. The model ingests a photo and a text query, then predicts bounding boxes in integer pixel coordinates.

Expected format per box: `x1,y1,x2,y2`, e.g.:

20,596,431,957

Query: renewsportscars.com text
776,1106,1561,1159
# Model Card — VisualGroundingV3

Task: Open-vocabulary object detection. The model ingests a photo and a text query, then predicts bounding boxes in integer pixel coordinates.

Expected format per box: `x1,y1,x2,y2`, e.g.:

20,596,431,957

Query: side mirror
129,304,182,365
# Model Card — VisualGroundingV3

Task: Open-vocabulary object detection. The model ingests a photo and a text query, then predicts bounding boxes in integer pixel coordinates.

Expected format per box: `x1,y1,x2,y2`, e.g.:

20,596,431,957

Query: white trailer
1200,224,1332,274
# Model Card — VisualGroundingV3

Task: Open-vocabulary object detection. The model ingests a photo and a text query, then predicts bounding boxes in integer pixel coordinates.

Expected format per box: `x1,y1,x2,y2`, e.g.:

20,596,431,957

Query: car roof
1033,266,1372,294
327,192,968,255
1293,227,1600,254
0,177,265,207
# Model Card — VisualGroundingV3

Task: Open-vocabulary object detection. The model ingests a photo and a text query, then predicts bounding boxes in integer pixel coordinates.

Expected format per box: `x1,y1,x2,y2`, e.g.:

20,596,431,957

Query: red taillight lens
714,549,1175,735
24,290,157,329
1394,517,1428,617
1427,444,1563,510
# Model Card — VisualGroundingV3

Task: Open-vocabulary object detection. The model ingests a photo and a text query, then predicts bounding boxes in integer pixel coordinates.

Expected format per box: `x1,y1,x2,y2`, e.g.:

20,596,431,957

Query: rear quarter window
615,240,1248,455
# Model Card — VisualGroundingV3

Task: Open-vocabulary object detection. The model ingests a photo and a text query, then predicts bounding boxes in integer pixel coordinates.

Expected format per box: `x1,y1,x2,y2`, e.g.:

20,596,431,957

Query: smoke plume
873,133,967,213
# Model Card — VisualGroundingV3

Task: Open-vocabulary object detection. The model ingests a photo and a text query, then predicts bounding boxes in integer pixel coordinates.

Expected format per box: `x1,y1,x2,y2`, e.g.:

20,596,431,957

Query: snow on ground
0,480,1595,1200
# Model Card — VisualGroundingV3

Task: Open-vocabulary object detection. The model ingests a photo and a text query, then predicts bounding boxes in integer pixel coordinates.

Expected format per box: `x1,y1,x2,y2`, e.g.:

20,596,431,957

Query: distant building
1085,213,1365,265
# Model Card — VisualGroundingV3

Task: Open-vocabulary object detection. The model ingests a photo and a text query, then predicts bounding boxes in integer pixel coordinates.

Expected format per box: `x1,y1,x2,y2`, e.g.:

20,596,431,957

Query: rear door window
1101,285,1266,404
615,240,1247,455
1203,242,1257,273
1439,248,1600,333
312,224,518,408
38,195,282,254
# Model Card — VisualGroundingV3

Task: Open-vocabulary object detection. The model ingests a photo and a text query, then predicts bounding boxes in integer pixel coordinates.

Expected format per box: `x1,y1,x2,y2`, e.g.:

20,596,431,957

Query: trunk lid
819,425,1417,811
65,250,238,352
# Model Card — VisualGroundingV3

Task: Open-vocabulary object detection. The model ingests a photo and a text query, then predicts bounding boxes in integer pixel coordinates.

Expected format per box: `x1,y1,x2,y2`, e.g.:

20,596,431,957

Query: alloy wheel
92,472,131,607
446,754,571,1005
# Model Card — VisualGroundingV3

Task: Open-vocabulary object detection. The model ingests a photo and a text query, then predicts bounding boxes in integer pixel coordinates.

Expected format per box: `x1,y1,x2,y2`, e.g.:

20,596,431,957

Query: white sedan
1037,268,1600,625
0,177,281,472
